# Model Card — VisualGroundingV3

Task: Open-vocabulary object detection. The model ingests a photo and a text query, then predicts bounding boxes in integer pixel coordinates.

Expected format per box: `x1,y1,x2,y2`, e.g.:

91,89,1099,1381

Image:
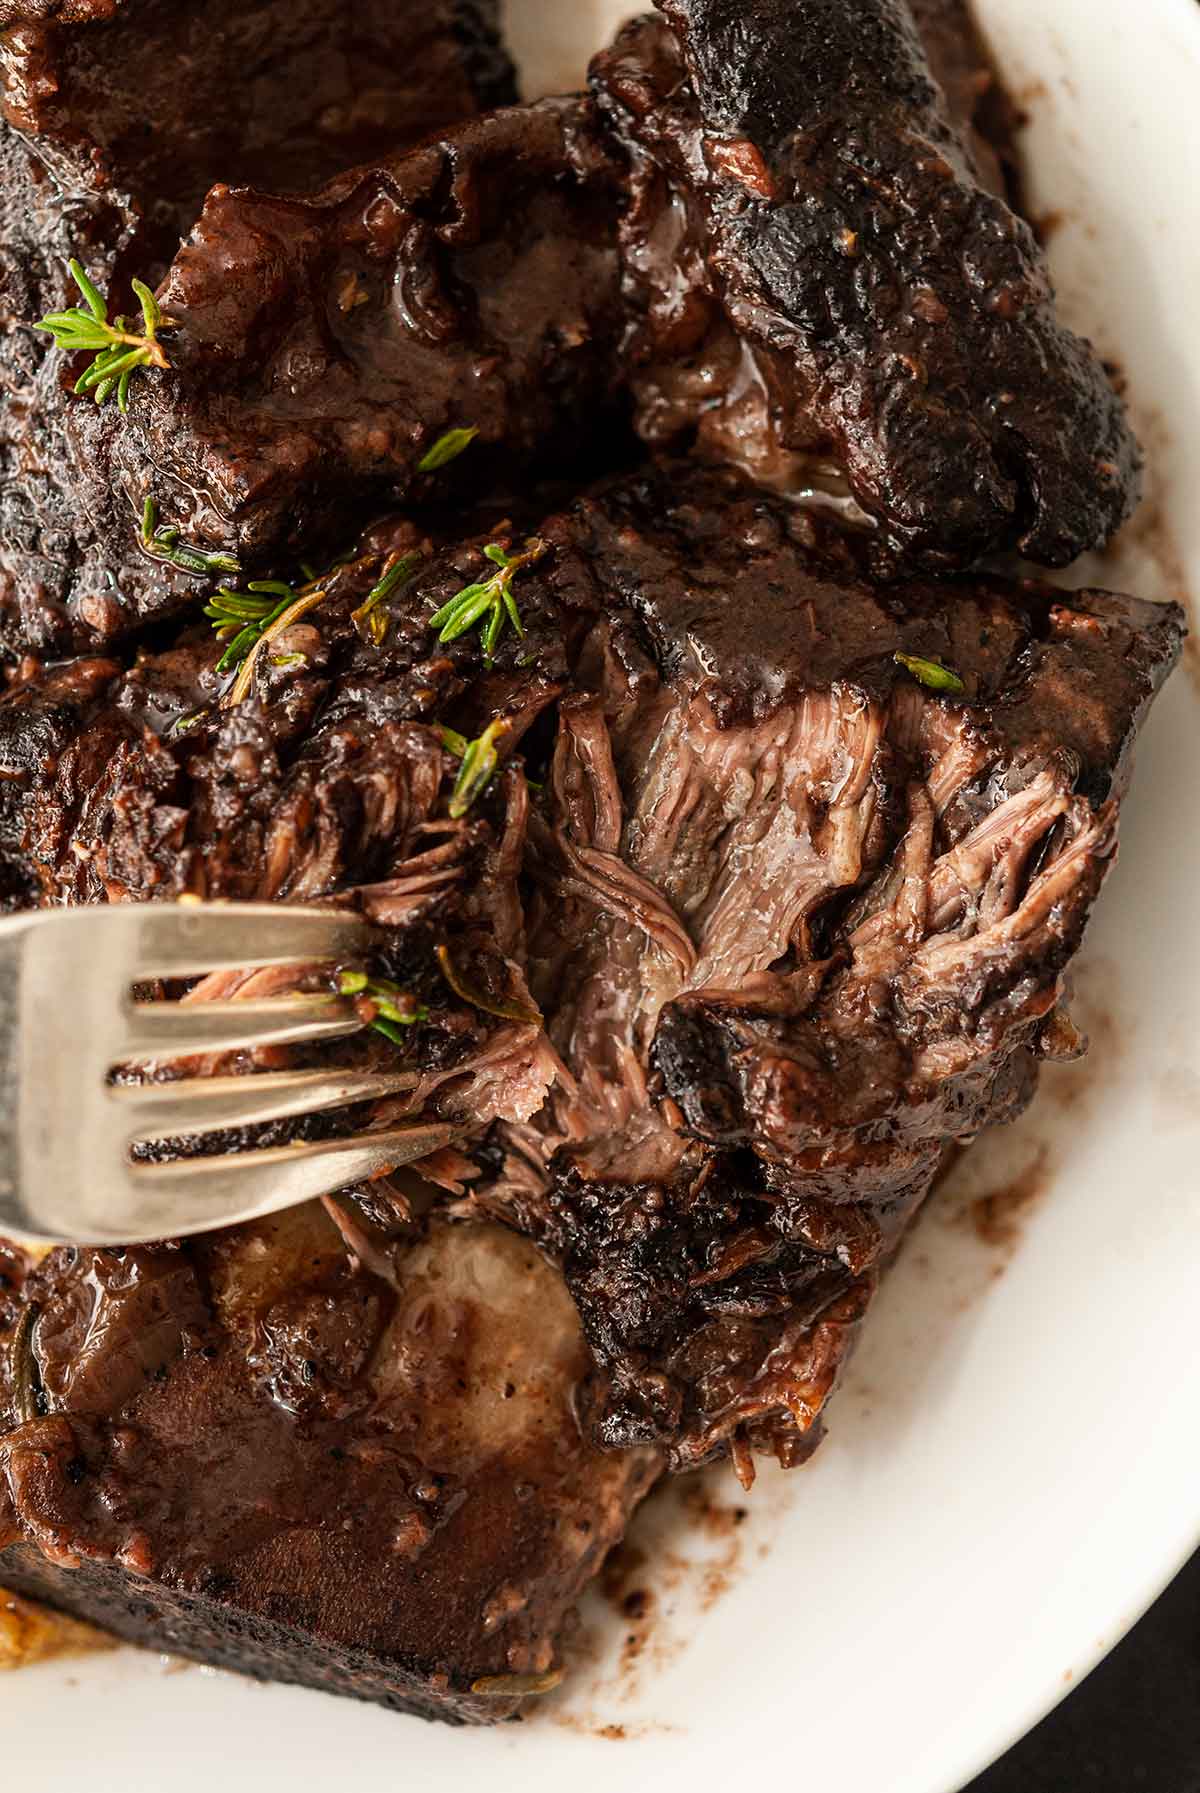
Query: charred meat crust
589,1,1140,568
0,0,515,239
0,1214,657,1719
93,98,627,585
0,0,516,656
494,462,1180,1461
2,0,1143,661
0,0,1180,1719
0,462,1182,1476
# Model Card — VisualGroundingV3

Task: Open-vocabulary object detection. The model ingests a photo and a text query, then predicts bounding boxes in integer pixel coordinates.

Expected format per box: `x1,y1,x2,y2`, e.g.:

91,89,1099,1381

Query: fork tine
119,1124,457,1242
122,995,362,1059
131,903,371,980
111,1067,422,1140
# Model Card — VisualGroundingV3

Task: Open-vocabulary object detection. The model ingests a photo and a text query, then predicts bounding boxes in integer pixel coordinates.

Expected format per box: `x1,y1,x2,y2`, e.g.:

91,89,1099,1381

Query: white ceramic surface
5,4,1200,1788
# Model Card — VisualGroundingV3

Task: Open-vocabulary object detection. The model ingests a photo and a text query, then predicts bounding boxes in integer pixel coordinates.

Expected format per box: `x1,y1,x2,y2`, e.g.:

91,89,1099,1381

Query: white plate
6,3,1200,1788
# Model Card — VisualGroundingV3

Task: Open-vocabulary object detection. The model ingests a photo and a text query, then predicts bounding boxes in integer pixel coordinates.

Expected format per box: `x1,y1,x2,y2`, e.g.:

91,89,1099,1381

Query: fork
0,902,456,1245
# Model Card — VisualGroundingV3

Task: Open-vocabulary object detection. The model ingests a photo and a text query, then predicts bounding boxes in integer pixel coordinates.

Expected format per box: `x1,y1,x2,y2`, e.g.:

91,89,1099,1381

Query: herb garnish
427,537,547,665
418,426,479,474
438,716,513,817
470,1671,564,1698
225,585,331,706
894,652,966,695
435,943,542,1027
351,549,423,646
208,545,381,704
36,259,174,413
206,581,302,674
338,970,429,1047
141,497,240,578
10,1302,41,1425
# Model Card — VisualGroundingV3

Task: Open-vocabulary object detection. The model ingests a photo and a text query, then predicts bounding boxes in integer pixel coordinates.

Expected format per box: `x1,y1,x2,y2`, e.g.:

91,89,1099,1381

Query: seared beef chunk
0,0,514,655
0,1212,656,1718
0,1,514,247
68,97,626,639
589,1,1140,568
4,0,1140,662
0,460,1176,1473
0,519,560,1138
907,0,1023,201
465,462,1177,1466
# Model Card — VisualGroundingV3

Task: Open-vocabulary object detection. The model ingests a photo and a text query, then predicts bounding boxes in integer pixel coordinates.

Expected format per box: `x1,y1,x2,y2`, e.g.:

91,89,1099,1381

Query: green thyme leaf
427,537,547,666
169,709,210,737
140,497,241,578
35,259,175,414
417,426,479,474
205,580,301,673
352,549,423,645
338,969,429,1047
894,652,966,695
438,715,513,817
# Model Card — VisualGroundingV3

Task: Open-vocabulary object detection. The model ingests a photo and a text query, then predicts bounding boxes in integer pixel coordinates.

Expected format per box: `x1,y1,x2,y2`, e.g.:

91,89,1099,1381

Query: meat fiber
0,0,515,655
0,518,559,1133
589,0,1141,569
0,459,1180,1472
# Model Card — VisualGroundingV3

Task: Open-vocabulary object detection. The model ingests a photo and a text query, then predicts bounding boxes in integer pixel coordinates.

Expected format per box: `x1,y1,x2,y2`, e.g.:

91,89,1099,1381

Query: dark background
966,1548,1200,1790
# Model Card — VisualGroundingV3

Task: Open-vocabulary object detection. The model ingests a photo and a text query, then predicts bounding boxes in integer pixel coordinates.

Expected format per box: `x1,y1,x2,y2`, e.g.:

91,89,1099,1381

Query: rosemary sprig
438,715,513,817
36,259,174,413
418,426,479,474
351,549,423,646
427,537,547,665
141,497,241,578
205,580,301,674
894,652,966,695
338,970,429,1047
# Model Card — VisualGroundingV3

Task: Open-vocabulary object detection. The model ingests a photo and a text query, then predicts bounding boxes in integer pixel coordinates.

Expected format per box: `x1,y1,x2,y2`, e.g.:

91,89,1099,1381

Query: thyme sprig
427,537,547,665
206,580,301,674
894,652,966,695
418,426,479,474
438,716,512,817
351,549,423,646
36,259,174,413
338,970,429,1047
141,497,240,578
209,545,378,705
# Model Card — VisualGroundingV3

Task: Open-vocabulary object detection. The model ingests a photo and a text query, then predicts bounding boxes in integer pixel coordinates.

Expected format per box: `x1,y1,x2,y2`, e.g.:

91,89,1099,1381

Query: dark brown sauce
967,1145,1053,1250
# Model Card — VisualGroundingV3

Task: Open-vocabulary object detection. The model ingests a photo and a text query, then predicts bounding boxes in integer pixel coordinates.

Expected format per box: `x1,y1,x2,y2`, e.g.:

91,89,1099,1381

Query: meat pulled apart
0,0,1183,1728
589,0,1141,568
0,461,1180,1479
0,0,515,654
0,1214,656,1719
466,463,1180,1465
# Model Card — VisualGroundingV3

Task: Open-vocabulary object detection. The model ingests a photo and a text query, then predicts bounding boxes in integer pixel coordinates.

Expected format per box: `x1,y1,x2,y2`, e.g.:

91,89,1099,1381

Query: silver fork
0,902,455,1245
